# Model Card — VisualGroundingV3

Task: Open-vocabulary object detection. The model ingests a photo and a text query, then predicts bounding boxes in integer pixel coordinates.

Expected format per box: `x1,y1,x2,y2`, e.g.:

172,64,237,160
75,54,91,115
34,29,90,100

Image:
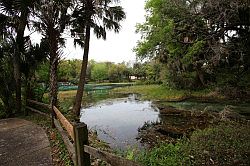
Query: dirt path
0,118,52,166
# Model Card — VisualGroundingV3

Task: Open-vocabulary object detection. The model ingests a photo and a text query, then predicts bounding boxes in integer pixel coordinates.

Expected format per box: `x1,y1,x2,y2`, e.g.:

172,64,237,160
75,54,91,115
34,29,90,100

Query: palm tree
32,0,71,125
71,0,126,116
0,37,16,117
0,0,37,113
21,42,49,115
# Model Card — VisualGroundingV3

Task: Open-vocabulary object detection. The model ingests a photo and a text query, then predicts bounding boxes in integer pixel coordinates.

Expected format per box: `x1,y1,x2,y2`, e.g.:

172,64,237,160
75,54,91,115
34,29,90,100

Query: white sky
30,0,146,63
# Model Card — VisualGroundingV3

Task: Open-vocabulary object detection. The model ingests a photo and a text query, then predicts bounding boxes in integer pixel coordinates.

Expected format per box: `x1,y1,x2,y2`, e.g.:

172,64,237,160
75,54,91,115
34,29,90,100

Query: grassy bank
112,84,221,101
112,85,250,165
133,121,250,166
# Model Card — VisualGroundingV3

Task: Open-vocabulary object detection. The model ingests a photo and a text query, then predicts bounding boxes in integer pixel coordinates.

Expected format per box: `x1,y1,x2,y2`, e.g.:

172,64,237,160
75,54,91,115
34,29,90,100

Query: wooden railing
26,99,141,166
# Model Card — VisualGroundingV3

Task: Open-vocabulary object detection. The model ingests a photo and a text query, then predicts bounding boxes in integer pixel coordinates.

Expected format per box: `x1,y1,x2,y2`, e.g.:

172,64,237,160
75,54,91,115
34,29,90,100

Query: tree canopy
135,0,250,91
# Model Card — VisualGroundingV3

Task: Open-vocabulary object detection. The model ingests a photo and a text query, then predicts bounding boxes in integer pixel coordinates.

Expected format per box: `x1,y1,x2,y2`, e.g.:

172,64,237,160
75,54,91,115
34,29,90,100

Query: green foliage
108,62,132,82
36,61,50,83
182,40,205,65
58,59,82,83
135,0,250,91
183,122,250,165
91,62,109,82
134,121,250,166
113,84,189,100
134,0,208,88
0,43,15,117
136,143,190,166
57,59,133,83
112,84,220,101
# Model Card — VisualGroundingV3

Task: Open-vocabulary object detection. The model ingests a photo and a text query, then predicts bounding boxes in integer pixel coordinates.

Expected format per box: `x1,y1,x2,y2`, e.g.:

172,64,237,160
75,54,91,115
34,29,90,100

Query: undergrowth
132,121,250,166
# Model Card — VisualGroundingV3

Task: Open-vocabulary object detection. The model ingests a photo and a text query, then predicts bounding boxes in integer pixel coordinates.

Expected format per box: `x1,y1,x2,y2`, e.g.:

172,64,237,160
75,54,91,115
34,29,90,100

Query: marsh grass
112,84,214,100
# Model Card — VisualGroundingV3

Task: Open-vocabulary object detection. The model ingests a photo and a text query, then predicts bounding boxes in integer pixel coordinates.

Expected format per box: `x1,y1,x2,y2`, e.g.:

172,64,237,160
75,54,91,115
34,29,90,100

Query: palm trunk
24,76,28,116
50,57,58,107
13,55,22,113
73,25,91,117
14,8,28,113
24,73,32,116
49,31,59,128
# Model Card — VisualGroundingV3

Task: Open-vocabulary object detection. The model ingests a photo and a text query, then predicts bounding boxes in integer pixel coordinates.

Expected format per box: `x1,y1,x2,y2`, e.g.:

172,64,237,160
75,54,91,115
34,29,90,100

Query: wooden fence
26,99,141,166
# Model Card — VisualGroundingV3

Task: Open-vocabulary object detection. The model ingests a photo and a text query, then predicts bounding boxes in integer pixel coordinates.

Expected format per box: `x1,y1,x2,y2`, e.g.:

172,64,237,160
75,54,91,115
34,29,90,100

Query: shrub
136,143,190,166
183,121,250,165
135,121,250,166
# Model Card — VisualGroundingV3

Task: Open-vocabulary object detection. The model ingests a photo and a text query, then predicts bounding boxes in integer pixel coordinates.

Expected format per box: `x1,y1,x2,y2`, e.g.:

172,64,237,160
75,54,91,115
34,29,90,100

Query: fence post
74,123,90,166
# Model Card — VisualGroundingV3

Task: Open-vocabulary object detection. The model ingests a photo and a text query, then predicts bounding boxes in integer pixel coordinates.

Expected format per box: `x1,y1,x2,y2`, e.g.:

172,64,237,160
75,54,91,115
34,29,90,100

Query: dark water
80,94,159,150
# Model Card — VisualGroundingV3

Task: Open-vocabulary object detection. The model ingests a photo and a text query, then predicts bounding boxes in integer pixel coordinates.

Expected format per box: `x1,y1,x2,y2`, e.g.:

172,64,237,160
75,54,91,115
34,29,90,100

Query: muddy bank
137,104,249,148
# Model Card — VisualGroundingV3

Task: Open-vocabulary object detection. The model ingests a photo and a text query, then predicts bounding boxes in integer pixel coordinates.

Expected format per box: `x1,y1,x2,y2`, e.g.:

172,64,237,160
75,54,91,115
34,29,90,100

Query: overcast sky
63,0,146,63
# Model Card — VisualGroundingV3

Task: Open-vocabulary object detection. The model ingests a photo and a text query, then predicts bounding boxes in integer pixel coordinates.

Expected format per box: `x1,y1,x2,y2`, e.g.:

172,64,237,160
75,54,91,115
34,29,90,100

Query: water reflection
80,94,159,150
80,94,250,150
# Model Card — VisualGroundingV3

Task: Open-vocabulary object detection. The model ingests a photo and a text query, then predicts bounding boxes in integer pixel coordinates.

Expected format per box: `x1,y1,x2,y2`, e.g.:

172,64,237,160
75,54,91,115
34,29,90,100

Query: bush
136,142,190,166
135,121,250,166
184,122,250,165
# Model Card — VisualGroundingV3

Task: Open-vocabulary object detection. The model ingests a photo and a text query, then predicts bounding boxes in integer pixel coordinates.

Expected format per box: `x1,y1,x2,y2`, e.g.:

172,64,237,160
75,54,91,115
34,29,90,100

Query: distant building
129,76,137,80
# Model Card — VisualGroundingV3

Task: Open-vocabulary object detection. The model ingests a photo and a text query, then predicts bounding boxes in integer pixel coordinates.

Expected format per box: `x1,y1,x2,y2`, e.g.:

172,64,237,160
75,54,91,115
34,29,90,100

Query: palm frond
71,0,125,42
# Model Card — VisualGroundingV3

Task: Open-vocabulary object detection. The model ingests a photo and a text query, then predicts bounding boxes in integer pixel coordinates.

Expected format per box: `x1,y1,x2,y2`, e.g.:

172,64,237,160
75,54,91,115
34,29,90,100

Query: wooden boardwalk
0,118,52,166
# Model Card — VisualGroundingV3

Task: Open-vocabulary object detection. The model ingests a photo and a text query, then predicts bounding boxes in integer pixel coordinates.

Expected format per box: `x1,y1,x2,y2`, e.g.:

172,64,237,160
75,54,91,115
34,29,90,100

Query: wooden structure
26,99,141,166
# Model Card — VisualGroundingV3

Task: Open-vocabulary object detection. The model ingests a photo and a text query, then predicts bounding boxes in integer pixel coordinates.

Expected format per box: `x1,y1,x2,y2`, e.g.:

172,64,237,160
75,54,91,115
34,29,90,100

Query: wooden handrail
27,99,50,109
84,145,141,166
53,106,74,140
27,99,142,166
54,119,76,165
26,106,50,117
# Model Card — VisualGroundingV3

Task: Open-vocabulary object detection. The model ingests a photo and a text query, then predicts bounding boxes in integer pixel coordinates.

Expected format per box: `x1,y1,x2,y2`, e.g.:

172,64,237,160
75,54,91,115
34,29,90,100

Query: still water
80,94,159,150
79,92,250,150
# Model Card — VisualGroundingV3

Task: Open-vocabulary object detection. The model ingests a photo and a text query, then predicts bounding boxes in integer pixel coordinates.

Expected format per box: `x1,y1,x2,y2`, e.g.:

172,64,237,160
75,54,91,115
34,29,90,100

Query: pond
80,94,159,150
58,83,249,150
79,92,250,150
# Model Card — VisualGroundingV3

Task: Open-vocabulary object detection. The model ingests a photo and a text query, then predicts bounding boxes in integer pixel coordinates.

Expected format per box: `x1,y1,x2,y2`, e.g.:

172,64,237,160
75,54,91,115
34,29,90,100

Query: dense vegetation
0,0,249,165
134,121,250,166
134,0,250,96
58,60,132,83
0,0,125,118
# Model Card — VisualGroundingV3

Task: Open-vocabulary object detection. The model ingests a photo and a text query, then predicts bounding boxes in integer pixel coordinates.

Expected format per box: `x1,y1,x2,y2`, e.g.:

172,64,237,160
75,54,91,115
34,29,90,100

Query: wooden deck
0,118,52,166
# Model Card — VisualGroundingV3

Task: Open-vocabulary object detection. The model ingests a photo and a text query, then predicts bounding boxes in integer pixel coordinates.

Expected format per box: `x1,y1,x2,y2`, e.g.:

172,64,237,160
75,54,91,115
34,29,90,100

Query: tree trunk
2,82,14,118
24,73,32,116
49,30,59,128
73,25,91,117
196,68,205,87
50,57,58,107
24,76,28,116
14,8,28,113
13,55,22,113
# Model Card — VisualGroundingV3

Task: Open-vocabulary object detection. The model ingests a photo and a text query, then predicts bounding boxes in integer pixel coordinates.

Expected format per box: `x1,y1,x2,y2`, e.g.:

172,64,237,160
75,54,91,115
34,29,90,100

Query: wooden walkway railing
26,99,141,166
